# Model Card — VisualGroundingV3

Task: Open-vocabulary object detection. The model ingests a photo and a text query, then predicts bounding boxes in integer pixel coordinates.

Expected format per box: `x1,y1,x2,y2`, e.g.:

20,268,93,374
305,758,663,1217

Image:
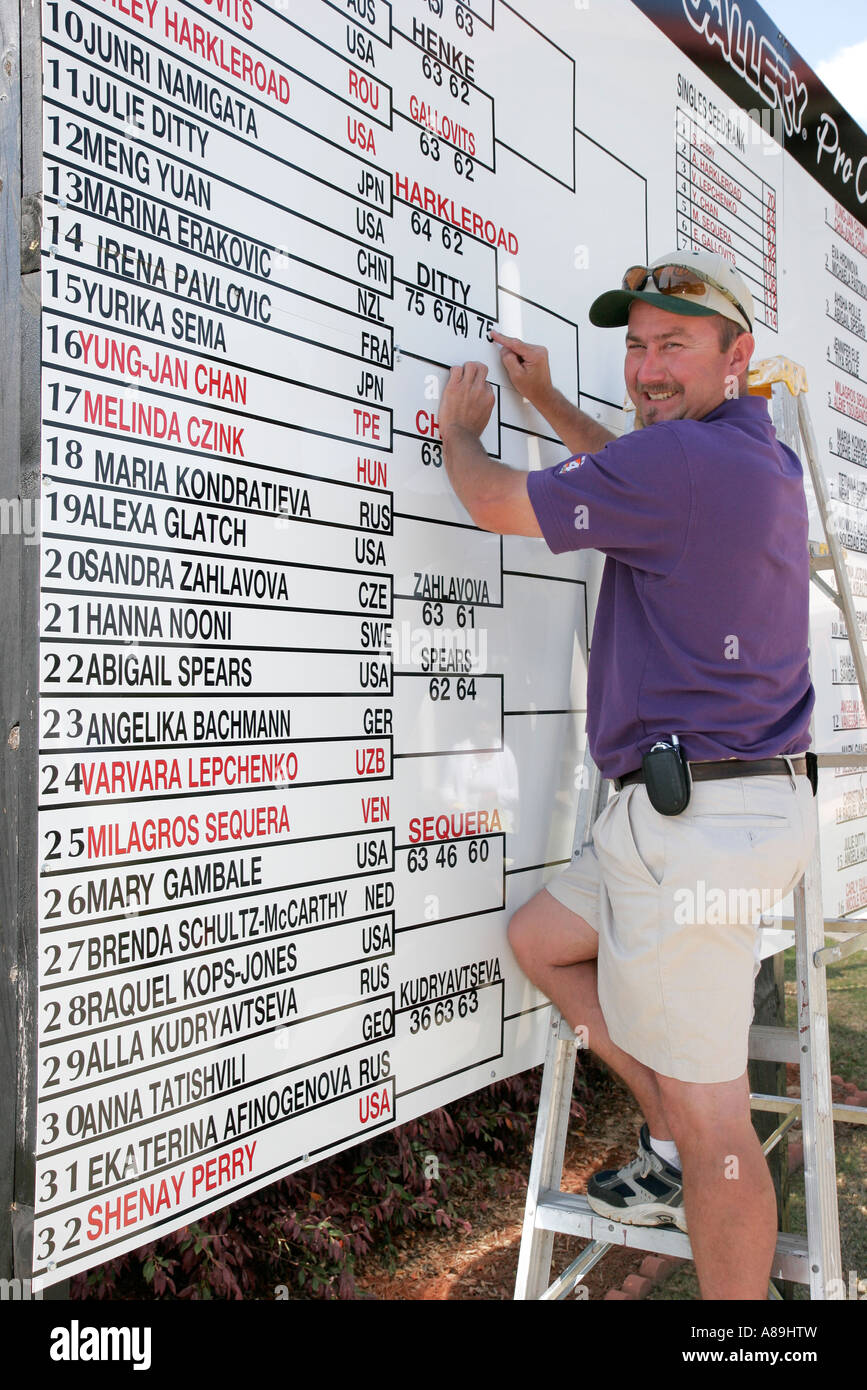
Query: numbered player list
34,0,586,1287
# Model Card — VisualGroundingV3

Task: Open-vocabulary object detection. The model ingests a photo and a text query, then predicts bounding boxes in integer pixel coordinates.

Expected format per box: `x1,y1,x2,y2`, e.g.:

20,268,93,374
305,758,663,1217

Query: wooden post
1,0,42,1293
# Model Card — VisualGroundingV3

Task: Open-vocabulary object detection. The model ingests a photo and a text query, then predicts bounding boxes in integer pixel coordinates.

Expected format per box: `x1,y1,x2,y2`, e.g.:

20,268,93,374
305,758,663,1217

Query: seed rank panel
675,105,778,331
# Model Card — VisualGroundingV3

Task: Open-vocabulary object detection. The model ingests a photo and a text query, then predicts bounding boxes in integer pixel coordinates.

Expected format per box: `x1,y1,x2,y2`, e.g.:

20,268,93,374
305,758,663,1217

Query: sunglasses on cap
622,263,752,331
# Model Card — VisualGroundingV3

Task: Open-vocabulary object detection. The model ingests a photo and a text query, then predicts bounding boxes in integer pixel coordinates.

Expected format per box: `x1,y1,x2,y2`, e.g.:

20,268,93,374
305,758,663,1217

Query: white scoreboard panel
33,0,867,1288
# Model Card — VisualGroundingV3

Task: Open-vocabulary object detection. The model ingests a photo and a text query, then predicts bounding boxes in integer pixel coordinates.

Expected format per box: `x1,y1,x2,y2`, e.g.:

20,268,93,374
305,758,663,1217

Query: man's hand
491,331,555,411
492,329,617,455
439,358,541,538
439,361,496,441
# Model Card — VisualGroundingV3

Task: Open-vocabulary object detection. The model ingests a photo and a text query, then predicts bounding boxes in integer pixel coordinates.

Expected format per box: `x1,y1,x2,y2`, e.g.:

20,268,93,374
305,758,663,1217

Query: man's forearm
442,426,540,536
533,387,617,454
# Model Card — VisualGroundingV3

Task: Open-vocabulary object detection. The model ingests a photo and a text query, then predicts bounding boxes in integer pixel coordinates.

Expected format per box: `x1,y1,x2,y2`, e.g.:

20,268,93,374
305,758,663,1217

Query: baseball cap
589,249,755,332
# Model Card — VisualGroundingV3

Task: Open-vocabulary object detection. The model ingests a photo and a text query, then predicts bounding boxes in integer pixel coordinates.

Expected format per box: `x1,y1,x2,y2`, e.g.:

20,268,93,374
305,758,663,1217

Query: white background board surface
32,0,867,1288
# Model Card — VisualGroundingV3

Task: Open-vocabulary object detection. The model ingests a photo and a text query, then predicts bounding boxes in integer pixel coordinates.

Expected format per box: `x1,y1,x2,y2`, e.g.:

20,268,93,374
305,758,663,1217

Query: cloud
817,39,867,136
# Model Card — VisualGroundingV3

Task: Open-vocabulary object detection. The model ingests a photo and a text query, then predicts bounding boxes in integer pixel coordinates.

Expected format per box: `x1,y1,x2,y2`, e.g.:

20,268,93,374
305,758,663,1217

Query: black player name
155,58,258,137
222,1064,354,1137
55,491,247,543
58,547,174,590
66,651,251,689
62,177,169,249
81,600,230,641
61,277,227,351
72,73,209,155
65,1029,146,1082
62,1087,145,1141
79,911,250,973
181,943,298,998
416,261,471,303
155,991,295,1058
93,451,305,514
85,1116,220,1193
63,128,211,206
831,244,867,298
148,1056,247,1113
833,337,861,375
79,705,290,747
164,854,263,900
836,428,867,467
82,921,175,971
411,20,476,81
70,265,270,325
413,571,490,602
176,214,270,275
180,560,288,601
419,646,475,672
834,292,866,338
54,12,151,85
66,973,177,1029
399,957,502,1007
47,999,287,1109
243,888,350,933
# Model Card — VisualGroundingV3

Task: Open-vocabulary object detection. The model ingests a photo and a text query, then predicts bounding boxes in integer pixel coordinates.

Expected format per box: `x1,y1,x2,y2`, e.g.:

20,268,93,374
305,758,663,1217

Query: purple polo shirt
526,396,814,779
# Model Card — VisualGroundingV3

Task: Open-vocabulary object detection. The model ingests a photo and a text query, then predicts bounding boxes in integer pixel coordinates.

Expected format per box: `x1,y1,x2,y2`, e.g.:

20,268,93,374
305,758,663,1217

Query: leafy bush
72,1068,586,1301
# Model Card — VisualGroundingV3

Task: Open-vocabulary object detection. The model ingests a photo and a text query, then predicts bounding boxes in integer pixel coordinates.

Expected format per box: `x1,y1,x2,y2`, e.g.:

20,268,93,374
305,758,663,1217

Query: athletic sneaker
585,1124,687,1232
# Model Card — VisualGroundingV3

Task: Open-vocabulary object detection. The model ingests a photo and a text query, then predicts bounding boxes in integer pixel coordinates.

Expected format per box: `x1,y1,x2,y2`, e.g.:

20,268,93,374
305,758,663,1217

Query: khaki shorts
546,772,817,1083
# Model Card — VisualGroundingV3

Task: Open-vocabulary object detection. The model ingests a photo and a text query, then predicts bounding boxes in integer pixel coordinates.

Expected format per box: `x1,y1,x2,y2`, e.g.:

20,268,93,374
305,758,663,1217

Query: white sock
649,1135,682,1171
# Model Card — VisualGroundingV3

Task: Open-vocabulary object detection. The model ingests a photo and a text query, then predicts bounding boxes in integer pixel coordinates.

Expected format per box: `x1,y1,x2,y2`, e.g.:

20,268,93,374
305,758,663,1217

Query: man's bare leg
656,1070,776,1300
508,888,672,1139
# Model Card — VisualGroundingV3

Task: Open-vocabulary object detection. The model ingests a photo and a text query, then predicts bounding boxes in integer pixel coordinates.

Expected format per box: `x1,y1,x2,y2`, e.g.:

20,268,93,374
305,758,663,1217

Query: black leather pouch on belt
641,739,691,816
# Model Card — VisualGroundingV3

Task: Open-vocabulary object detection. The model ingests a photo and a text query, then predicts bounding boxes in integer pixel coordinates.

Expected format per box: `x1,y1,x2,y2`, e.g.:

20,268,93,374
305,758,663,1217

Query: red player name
409,808,502,843
409,95,476,155
97,0,158,29
83,392,245,456
87,1172,184,1240
191,1141,256,1198
395,173,519,253
86,804,290,857
77,334,246,404
164,7,289,104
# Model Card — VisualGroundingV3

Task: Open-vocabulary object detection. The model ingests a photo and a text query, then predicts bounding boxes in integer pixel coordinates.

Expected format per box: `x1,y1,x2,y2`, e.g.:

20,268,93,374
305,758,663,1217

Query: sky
758,0,867,133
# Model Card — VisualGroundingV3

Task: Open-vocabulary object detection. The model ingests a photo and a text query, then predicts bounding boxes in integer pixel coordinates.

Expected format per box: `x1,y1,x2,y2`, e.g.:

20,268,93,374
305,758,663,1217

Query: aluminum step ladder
513,361,867,1301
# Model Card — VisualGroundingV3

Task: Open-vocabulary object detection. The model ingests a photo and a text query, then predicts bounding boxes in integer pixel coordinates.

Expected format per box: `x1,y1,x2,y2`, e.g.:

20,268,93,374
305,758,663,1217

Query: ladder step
748,1023,800,1063
750,1093,867,1125
534,1191,809,1282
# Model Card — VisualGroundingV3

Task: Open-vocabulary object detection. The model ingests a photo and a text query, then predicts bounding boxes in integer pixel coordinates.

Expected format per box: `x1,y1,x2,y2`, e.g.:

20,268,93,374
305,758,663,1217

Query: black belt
613,756,808,793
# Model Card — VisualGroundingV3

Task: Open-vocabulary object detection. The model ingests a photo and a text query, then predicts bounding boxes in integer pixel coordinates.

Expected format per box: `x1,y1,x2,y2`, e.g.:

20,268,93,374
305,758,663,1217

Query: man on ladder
438,250,817,1300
